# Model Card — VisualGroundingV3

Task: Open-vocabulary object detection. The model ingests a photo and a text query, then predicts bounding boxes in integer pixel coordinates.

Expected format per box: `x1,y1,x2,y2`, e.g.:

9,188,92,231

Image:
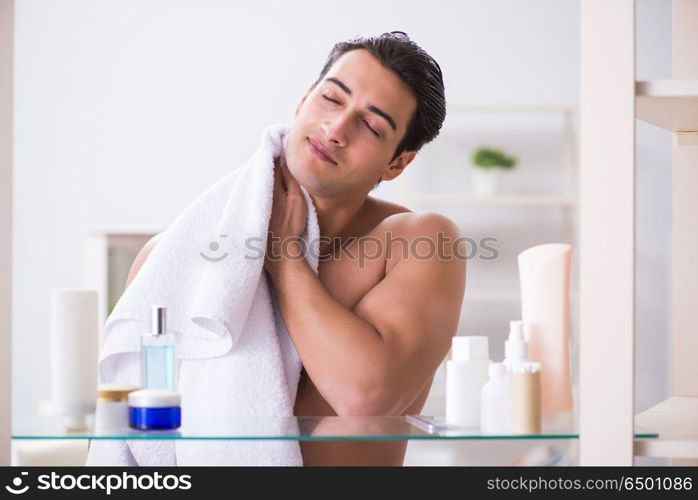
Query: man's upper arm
351,213,467,414
125,232,163,288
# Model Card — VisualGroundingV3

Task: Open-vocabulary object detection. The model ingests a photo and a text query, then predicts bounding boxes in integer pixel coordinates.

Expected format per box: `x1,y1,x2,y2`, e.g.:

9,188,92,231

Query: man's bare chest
316,213,410,310
316,234,387,311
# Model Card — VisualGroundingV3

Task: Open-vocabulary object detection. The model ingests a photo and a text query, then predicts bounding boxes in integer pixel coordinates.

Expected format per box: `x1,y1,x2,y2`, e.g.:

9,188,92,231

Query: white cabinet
580,0,698,464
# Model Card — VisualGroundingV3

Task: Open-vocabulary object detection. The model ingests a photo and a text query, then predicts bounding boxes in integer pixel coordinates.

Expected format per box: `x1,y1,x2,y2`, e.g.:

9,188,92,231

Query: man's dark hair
315,31,446,187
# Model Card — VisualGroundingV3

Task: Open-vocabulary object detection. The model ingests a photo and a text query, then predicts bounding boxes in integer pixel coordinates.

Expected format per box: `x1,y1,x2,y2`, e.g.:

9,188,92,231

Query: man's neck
309,192,369,256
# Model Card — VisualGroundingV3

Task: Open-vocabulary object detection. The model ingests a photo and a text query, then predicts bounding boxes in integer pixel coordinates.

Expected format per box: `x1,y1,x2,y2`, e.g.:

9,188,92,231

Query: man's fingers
280,160,301,196
278,161,289,192
273,161,281,192
273,161,289,202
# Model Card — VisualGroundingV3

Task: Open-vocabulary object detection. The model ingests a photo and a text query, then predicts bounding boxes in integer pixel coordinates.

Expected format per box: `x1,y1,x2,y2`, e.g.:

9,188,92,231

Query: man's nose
321,114,349,147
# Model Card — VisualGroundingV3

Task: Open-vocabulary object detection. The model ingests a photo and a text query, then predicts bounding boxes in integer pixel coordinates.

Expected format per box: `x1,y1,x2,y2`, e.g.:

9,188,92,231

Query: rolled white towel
91,123,320,466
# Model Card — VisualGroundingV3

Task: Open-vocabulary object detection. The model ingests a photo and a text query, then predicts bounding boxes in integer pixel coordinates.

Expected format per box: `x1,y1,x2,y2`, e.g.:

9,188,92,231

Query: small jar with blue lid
128,389,181,430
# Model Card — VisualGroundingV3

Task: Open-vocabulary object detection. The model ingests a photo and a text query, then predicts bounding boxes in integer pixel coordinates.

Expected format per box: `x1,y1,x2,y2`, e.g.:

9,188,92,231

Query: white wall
12,0,670,461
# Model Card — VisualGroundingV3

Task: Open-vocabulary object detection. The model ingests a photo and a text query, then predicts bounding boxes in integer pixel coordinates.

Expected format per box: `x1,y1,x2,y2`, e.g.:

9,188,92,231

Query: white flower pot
470,167,500,196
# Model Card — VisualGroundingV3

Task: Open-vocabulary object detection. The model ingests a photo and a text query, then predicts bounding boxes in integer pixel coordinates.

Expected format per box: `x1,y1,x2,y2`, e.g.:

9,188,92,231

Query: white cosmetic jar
94,383,140,430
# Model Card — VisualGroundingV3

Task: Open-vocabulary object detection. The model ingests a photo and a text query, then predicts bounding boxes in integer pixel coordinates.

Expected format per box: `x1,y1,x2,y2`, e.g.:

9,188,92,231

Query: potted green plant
470,147,517,195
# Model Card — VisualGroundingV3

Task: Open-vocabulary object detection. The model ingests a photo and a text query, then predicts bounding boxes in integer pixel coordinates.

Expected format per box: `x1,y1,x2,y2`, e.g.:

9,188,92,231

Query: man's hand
264,158,307,276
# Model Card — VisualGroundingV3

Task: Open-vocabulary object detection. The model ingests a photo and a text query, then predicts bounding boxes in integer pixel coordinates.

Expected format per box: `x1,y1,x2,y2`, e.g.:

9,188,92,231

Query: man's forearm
267,250,391,415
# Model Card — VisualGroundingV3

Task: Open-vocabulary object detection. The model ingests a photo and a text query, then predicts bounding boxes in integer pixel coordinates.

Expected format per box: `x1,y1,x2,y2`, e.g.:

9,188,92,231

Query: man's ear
295,82,317,117
381,150,417,181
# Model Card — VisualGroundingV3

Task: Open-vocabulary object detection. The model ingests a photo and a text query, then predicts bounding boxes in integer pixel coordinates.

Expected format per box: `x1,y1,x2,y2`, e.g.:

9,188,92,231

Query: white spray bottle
503,320,529,378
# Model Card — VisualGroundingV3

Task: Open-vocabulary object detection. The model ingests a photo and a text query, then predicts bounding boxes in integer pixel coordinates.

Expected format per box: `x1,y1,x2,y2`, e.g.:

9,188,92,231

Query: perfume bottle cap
151,305,167,336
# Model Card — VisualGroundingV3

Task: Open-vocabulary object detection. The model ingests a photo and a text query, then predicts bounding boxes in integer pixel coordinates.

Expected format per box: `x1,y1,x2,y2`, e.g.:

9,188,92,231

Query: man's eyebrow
325,77,397,132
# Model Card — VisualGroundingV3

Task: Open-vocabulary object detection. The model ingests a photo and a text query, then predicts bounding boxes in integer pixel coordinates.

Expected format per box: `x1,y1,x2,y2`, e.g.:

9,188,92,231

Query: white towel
85,123,320,466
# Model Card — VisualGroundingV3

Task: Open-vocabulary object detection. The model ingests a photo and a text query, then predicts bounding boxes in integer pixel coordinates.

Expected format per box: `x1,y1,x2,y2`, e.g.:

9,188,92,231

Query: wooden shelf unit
580,0,698,465
635,79,698,144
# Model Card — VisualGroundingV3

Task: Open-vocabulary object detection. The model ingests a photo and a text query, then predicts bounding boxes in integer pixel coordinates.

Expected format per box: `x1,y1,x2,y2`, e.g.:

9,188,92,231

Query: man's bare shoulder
365,195,459,230
373,209,465,276
364,195,413,217
377,208,462,241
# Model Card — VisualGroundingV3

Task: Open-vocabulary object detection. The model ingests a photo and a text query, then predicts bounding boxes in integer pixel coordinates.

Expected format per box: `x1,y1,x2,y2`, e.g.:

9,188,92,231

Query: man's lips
307,138,337,164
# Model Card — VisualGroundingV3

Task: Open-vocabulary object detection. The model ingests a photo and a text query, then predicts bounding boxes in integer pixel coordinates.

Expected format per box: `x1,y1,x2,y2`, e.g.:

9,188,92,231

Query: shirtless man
125,32,466,466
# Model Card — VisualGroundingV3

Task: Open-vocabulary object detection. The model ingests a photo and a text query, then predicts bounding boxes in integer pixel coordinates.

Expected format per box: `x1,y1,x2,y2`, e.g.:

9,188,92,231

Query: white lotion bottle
446,336,490,427
503,320,529,378
50,289,99,430
480,362,510,435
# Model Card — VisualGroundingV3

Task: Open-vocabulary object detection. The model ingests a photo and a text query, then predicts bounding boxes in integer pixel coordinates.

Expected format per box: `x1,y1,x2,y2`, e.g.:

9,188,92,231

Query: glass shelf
13,415,658,441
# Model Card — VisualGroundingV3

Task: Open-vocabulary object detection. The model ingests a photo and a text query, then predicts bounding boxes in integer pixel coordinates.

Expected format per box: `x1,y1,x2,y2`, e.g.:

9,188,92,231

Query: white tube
518,244,573,414
50,289,99,430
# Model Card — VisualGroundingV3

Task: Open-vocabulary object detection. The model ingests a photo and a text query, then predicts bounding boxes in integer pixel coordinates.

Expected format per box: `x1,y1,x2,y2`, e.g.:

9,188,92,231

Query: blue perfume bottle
141,305,177,391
